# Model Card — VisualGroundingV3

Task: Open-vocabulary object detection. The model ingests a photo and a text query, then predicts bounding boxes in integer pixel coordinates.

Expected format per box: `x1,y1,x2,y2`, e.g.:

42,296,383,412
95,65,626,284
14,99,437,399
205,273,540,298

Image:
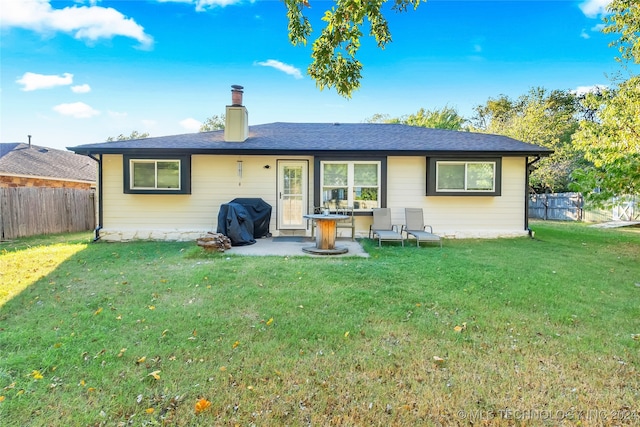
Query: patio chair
309,205,324,238
335,205,356,241
369,208,404,247
402,208,442,248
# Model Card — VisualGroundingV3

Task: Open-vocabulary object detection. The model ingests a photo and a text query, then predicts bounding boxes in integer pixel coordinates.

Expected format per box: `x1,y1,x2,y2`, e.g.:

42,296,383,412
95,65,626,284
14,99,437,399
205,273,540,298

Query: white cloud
580,29,590,39
155,0,241,12
256,59,303,79
180,117,202,131
108,110,128,118
195,0,240,11
16,72,73,91
53,102,100,118
579,0,612,18
71,83,91,93
0,0,153,48
572,84,608,96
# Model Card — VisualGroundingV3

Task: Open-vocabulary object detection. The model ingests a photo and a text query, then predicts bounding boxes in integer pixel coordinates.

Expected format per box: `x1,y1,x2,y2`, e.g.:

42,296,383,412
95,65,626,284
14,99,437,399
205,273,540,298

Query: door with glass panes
277,161,308,229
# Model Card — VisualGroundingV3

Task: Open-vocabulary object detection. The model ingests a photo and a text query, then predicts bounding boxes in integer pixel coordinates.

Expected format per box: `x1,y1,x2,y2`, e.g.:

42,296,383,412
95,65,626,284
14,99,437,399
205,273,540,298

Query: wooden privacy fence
529,192,584,221
0,187,95,239
529,193,639,222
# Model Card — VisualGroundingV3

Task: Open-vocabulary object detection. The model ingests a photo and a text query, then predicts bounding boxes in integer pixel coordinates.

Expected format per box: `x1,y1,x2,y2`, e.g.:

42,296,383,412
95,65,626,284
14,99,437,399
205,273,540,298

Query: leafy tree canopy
199,114,225,132
471,88,585,192
106,130,149,141
569,0,640,204
603,0,640,63
365,106,466,130
571,76,640,204
285,0,422,97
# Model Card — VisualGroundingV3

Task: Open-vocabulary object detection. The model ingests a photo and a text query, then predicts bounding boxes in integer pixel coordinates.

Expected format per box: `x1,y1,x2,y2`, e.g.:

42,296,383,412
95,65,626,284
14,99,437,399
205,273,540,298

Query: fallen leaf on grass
31,370,43,380
147,370,161,380
344,331,350,338
117,348,127,357
0,396,5,402
232,341,240,349
136,356,147,365
94,307,103,316
454,322,467,333
266,317,273,326
195,398,211,414
145,408,155,414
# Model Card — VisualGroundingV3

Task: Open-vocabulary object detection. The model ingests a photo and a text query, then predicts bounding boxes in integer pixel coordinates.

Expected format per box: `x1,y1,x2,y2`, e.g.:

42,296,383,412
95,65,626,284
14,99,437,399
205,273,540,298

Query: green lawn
1,222,638,426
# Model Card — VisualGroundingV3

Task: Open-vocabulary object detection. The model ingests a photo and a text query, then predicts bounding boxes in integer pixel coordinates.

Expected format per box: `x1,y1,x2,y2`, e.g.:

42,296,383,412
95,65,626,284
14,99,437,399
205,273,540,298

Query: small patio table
302,213,349,255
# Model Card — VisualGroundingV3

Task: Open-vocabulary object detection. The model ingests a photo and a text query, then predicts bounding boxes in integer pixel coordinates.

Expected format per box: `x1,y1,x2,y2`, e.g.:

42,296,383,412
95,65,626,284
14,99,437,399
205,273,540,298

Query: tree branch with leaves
285,0,422,97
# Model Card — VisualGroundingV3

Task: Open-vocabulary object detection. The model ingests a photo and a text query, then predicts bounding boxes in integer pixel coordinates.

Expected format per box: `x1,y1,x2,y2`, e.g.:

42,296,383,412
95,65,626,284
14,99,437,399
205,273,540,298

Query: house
0,142,96,189
69,86,552,242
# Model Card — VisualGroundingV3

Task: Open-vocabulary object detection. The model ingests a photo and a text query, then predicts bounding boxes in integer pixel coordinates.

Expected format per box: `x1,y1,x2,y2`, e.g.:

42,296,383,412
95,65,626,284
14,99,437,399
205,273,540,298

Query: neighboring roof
69,122,553,157
0,143,97,182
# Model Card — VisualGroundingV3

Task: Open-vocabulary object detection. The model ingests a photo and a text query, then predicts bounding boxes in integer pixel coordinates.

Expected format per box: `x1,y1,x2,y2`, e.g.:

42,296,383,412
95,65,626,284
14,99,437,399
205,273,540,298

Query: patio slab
223,237,369,257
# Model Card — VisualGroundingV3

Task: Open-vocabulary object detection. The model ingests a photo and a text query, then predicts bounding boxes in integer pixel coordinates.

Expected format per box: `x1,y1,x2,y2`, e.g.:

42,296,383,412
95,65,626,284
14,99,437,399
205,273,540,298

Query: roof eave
69,147,554,157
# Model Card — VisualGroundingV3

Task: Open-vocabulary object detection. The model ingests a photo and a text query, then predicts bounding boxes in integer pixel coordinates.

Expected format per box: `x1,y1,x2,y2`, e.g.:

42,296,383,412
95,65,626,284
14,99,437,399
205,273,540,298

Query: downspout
87,153,103,241
526,156,542,236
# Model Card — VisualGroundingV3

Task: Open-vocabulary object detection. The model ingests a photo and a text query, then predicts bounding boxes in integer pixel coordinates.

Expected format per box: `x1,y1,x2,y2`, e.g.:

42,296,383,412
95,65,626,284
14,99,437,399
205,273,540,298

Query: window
321,161,381,210
124,155,191,194
427,157,501,196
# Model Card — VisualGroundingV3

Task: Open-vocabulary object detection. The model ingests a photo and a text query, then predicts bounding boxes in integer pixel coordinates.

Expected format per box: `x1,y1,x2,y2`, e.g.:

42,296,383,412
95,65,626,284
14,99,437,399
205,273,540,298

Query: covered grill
217,198,272,246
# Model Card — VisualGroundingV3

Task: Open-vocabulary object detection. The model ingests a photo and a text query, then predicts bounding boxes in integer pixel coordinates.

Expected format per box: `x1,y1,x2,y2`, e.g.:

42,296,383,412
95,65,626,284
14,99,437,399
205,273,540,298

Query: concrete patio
223,237,369,257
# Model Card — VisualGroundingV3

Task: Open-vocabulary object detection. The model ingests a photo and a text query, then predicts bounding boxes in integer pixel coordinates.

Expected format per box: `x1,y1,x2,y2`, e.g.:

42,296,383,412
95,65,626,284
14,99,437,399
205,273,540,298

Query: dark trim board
313,156,387,210
123,154,192,195
426,157,502,197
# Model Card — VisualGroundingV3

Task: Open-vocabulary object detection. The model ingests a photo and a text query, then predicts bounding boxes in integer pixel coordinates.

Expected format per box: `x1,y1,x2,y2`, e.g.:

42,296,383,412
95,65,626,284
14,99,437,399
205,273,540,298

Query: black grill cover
217,198,272,246
229,198,272,239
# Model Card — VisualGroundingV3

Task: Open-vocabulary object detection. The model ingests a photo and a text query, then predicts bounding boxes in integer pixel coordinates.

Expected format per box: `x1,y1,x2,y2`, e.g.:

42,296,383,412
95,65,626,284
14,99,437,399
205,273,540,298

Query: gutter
87,153,103,241
525,156,542,235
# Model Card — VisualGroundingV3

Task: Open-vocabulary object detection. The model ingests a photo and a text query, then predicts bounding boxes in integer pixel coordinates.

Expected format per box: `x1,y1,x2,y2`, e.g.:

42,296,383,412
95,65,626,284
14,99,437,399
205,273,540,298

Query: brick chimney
224,85,249,142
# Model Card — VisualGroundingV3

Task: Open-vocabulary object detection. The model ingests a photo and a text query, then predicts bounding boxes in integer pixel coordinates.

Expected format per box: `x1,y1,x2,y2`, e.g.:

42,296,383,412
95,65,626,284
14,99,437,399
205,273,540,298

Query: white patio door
277,160,308,229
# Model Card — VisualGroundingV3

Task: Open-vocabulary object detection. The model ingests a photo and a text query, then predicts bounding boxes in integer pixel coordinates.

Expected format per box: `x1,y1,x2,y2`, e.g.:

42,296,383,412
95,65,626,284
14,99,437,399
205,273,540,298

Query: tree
106,130,149,141
285,0,422,98
403,106,466,130
603,0,640,63
364,106,465,130
571,76,640,204
471,88,585,193
569,0,640,204
199,114,225,132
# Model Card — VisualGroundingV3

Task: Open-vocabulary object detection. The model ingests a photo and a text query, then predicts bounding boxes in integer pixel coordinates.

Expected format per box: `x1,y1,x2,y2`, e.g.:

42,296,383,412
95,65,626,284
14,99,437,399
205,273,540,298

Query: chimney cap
231,85,244,91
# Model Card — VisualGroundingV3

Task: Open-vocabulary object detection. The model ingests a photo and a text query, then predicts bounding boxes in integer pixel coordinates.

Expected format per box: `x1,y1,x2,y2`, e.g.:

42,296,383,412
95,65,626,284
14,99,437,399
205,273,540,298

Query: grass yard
0,222,638,426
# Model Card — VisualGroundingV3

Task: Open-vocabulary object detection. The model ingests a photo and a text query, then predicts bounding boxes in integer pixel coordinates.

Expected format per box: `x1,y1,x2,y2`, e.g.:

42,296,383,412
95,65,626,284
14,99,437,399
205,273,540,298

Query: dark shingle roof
69,122,553,157
0,143,97,182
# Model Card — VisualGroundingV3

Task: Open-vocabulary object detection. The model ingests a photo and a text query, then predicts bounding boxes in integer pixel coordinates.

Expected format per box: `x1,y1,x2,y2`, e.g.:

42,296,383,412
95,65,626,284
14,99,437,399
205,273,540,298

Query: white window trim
320,160,381,210
129,159,182,191
435,160,496,193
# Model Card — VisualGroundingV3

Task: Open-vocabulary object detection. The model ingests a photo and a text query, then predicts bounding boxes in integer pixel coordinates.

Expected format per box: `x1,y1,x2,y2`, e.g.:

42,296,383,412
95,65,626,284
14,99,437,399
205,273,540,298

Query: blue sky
1,0,635,150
